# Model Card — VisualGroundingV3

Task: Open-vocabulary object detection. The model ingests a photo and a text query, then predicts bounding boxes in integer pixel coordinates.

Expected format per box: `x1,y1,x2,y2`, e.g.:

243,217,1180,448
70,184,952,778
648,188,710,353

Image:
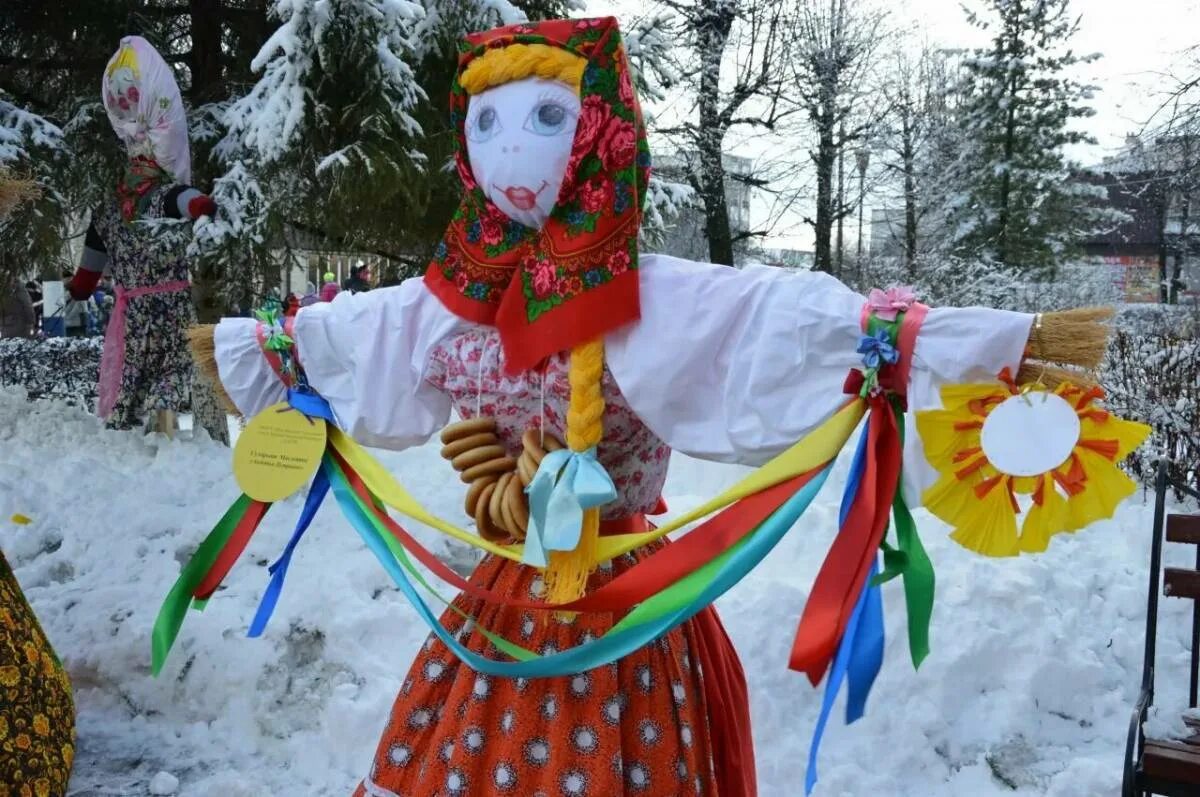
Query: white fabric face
102,36,192,183
465,77,580,229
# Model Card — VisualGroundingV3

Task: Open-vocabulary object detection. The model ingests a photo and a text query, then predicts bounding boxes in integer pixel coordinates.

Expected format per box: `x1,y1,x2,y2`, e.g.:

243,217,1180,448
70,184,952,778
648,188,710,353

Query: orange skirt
353,543,753,796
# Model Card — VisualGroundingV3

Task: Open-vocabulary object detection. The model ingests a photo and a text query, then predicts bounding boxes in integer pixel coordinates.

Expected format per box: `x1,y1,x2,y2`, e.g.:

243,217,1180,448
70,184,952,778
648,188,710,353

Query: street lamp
855,147,871,266
854,147,872,287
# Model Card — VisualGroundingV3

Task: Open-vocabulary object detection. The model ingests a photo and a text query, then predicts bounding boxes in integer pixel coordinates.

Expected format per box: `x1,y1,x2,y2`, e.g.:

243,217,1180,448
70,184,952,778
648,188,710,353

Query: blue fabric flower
637,150,651,168
583,269,605,287
466,220,482,243
434,240,448,260
467,282,490,300
857,329,899,370
568,210,586,226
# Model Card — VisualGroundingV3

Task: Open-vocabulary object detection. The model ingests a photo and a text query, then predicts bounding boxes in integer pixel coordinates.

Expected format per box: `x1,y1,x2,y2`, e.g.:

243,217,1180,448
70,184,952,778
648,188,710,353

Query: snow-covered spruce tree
943,0,1102,277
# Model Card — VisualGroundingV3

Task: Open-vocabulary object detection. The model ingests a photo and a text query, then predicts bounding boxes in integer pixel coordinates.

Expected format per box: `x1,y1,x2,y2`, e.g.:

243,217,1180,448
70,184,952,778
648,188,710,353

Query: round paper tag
233,402,327,502
980,391,1081,477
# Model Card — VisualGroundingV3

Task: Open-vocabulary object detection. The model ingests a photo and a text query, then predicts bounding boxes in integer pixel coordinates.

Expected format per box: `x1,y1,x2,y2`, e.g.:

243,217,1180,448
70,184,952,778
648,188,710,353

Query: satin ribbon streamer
524,447,617,567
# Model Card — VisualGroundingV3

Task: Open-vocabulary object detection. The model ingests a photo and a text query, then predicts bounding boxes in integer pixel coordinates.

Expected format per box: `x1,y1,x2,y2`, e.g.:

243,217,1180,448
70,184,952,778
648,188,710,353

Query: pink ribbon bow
865,286,916,322
97,280,191,420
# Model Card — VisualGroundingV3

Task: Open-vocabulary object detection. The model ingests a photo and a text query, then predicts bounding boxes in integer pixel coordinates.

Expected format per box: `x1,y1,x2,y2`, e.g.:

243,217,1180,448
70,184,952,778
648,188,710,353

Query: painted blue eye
525,100,572,136
467,106,500,142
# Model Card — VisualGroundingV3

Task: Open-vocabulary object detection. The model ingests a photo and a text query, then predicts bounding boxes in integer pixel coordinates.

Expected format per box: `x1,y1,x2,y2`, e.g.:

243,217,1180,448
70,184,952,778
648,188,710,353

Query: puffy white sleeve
213,278,464,450
605,254,1034,505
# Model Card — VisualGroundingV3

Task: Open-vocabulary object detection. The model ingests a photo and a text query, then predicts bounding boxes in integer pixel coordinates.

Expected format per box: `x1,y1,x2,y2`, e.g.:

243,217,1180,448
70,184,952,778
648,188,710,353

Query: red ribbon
193,499,271,600
692,604,758,797
788,399,901,683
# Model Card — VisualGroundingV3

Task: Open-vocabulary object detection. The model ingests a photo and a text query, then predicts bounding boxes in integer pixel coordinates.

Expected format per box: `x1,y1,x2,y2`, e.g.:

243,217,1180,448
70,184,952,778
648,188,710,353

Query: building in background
1083,134,1200,303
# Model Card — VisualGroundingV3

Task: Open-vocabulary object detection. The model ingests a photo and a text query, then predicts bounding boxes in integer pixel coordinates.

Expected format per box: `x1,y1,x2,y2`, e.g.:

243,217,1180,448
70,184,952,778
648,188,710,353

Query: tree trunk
188,0,231,445
813,122,837,273
836,126,845,277
696,11,735,266
1174,188,1189,305
996,4,1022,268
902,118,917,273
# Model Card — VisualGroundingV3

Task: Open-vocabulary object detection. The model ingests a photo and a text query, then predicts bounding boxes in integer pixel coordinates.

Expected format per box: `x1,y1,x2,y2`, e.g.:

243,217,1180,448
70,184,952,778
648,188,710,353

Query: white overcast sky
582,0,1200,249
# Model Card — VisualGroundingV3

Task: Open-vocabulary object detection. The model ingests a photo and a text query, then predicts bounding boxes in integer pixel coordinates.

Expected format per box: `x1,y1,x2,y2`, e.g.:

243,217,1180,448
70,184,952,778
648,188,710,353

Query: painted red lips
499,181,548,211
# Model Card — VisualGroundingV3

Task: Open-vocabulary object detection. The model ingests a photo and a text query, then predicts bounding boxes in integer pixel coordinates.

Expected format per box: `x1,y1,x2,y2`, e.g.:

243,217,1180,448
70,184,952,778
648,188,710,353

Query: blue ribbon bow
523,447,617,568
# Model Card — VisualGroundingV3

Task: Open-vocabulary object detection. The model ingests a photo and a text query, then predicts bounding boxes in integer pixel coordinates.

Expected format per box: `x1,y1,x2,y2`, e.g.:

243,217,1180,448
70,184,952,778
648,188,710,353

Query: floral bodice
426,327,670,520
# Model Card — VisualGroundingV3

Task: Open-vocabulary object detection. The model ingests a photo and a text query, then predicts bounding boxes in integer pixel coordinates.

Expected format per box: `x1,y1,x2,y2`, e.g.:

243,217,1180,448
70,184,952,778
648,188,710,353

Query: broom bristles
1025,306,1113,371
187,324,240,416
1015,360,1099,391
0,171,39,219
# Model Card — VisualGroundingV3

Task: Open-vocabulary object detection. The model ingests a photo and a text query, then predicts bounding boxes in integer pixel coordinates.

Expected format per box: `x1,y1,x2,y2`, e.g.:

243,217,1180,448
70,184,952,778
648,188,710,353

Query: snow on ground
0,385,1194,796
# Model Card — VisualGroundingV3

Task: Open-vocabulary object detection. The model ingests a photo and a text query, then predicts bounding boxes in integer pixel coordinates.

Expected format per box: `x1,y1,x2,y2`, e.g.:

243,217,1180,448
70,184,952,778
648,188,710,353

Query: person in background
25,279,42,332
0,277,35,338
319,271,340,302
299,281,319,307
283,292,300,318
342,262,372,294
61,269,94,338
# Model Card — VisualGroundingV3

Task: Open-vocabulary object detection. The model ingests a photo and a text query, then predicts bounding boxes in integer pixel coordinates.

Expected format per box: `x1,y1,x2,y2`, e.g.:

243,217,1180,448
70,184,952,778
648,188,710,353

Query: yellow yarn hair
460,43,585,95
544,338,606,607
107,43,140,78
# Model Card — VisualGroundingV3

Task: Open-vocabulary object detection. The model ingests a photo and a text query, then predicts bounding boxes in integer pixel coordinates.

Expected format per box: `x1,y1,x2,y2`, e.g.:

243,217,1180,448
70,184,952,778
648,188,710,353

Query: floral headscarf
102,36,191,219
424,17,651,375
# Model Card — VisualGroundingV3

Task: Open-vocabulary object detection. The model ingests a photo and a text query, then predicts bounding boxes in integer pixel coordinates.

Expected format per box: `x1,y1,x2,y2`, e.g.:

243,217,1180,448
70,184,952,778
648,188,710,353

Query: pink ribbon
255,317,298,388
97,280,191,420
859,287,929,400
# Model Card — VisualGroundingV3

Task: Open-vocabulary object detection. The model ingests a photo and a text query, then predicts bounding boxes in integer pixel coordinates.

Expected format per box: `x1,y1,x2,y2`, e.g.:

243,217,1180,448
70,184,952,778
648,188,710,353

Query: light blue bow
523,447,617,568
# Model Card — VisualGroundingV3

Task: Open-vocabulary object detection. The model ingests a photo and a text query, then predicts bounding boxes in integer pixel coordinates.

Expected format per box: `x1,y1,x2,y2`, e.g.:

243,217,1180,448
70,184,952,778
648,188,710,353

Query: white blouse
214,254,1033,505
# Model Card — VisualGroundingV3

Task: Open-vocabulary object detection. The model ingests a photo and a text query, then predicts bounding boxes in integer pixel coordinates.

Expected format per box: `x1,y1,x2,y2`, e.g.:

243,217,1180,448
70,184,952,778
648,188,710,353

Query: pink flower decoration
579,178,611,213
609,249,631,276
532,260,556,298
618,65,636,108
455,272,469,291
127,86,140,103
575,96,612,156
866,286,917,321
480,215,504,245
598,117,637,171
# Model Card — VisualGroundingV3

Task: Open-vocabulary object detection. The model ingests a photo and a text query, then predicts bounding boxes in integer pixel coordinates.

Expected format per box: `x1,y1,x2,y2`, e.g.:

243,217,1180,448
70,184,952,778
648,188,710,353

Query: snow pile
0,386,1194,796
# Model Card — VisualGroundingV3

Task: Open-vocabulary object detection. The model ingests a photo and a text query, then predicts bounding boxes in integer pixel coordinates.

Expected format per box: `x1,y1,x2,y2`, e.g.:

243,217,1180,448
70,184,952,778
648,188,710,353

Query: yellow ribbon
329,399,865,566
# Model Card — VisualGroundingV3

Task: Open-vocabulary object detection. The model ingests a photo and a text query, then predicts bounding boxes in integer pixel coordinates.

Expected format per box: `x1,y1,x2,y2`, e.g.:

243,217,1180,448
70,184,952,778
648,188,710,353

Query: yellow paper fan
918,380,1151,557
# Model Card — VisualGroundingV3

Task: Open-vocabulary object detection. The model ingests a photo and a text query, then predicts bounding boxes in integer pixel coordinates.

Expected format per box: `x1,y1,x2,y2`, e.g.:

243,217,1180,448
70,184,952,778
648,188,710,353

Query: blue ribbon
245,388,336,636
523,447,617,568
247,467,329,637
805,422,887,794
328,456,833,677
286,388,337,424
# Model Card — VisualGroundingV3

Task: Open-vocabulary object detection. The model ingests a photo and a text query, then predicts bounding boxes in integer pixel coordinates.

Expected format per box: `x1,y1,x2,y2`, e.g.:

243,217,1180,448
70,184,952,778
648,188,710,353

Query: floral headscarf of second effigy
102,36,191,219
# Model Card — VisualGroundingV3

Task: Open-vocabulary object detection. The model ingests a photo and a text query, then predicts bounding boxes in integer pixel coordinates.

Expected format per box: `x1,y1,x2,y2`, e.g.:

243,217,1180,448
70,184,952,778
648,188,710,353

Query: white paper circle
980,392,1081,477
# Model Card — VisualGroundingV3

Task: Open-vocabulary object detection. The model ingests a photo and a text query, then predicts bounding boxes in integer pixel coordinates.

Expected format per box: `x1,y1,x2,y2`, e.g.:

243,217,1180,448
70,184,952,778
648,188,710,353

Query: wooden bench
1124,465,1200,797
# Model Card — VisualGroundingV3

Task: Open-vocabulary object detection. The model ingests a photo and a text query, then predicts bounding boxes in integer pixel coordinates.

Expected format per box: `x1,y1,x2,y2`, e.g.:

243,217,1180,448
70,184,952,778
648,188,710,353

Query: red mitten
67,267,101,301
187,194,218,219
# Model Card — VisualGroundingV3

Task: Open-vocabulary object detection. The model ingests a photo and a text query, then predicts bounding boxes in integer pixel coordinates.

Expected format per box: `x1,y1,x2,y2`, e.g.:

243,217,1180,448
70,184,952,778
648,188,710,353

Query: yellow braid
545,338,606,607
460,44,585,95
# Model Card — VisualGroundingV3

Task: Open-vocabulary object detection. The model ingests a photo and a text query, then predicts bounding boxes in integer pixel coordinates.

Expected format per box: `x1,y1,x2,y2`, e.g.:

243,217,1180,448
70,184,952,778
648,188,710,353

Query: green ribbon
151,494,262,675
870,403,934,669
